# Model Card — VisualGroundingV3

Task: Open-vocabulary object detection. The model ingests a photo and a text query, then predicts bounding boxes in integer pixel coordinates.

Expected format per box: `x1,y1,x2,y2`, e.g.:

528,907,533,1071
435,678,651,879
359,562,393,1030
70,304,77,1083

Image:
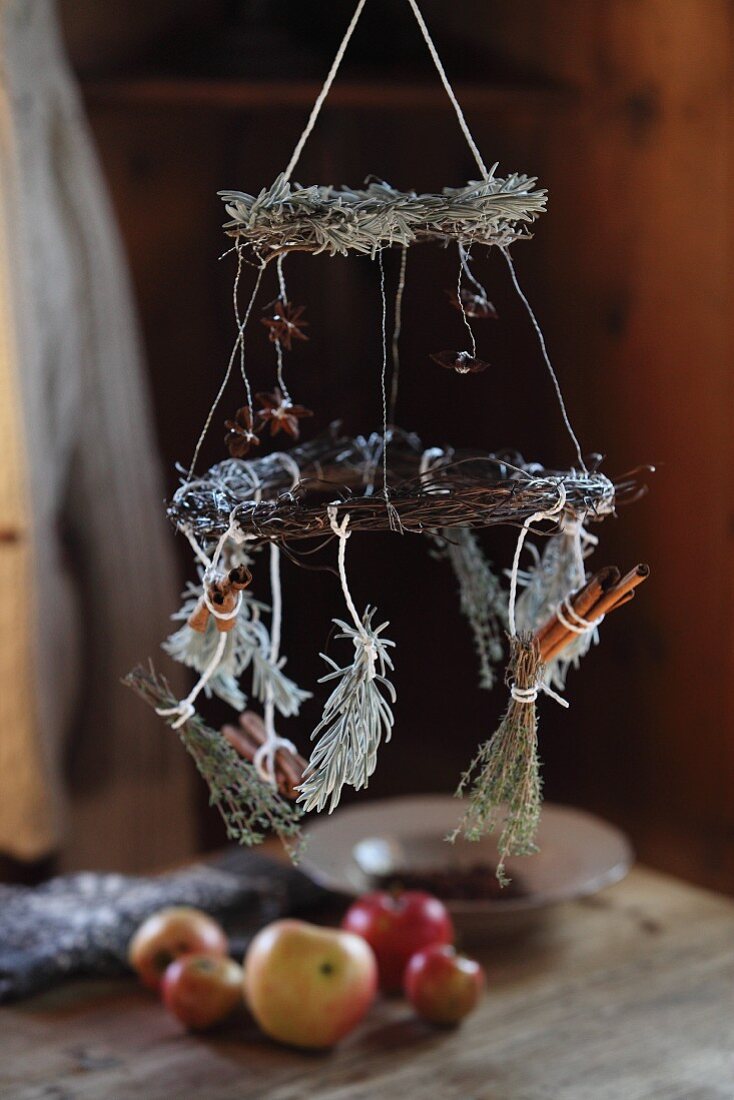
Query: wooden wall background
62,1,733,892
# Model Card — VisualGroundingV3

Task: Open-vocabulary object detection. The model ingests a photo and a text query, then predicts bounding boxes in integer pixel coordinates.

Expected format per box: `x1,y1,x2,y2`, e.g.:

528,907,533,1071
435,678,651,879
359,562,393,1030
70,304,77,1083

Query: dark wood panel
78,0,734,890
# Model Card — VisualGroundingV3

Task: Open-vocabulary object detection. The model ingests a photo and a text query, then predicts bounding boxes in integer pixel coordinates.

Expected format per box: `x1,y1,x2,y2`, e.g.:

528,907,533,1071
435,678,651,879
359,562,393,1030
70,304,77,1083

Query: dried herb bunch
432,528,506,690
452,635,543,884
297,608,396,815
219,174,546,261
125,666,303,853
164,578,310,716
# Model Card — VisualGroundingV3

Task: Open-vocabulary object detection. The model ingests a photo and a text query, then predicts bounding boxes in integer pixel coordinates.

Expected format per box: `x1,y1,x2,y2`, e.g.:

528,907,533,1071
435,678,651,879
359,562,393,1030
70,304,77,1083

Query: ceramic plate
301,796,633,940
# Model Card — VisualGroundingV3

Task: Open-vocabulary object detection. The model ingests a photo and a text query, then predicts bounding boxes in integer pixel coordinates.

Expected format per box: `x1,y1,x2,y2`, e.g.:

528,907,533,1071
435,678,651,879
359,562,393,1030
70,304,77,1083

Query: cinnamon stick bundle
536,563,650,663
222,711,307,799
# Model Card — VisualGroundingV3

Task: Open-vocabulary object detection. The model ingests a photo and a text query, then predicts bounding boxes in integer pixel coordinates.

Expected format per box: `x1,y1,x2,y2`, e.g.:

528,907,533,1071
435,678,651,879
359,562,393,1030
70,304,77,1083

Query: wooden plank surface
3,867,734,1099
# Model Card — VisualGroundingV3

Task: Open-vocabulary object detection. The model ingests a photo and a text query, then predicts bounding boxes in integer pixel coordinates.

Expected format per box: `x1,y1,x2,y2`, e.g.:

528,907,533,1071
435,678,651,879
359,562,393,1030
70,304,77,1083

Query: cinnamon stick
222,712,306,799
540,563,650,663
536,566,619,657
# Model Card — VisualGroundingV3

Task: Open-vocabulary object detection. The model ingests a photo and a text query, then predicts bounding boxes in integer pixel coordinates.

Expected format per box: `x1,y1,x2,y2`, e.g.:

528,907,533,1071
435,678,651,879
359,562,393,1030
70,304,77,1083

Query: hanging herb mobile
128,0,649,873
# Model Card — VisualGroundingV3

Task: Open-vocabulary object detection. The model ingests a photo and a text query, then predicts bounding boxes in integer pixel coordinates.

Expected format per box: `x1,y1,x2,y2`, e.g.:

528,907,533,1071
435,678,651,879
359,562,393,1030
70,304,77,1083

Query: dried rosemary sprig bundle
297,608,396,814
125,666,303,854
452,636,543,884
220,174,546,261
432,528,506,689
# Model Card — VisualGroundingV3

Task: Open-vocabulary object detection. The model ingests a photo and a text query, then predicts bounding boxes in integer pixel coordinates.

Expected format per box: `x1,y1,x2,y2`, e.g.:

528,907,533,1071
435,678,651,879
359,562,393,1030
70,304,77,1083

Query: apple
404,944,484,1025
243,919,377,1049
162,953,243,1031
128,907,228,991
341,891,454,992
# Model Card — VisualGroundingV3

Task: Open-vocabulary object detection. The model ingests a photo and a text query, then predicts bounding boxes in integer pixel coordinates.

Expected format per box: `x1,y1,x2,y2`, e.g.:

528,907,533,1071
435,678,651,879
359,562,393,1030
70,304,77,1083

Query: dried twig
169,426,634,545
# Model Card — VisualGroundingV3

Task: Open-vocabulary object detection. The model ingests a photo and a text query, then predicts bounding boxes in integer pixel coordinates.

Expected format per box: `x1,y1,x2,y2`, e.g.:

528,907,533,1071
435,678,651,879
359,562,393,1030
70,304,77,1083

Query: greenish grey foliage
125,666,303,854
163,580,311,715
514,529,595,689
432,528,506,690
220,173,546,259
297,609,396,814
452,637,542,884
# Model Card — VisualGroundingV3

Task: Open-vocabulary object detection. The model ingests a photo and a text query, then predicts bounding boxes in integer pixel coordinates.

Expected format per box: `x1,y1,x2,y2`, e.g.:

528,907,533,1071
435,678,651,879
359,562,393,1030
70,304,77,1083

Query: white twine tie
508,483,568,637
555,598,604,636
255,542,298,787
328,505,376,680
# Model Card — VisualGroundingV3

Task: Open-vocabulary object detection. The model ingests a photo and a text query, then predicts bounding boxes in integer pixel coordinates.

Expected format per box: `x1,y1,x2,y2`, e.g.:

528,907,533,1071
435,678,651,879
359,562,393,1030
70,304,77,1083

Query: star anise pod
447,287,499,320
224,406,260,457
261,299,309,351
430,350,491,375
256,387,313,439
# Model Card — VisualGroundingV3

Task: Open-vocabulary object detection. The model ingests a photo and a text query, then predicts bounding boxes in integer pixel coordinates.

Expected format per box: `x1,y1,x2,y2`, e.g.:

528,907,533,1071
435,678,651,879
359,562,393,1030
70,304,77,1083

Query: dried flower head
430,350,490,375
447,287,498,320
261,299,309,351
224,407,260,457
256,388,313,440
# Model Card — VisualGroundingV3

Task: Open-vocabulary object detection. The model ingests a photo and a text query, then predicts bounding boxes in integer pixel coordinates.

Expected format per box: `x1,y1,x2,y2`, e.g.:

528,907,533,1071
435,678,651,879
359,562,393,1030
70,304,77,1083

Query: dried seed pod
430,350,490,375
447,287,498,320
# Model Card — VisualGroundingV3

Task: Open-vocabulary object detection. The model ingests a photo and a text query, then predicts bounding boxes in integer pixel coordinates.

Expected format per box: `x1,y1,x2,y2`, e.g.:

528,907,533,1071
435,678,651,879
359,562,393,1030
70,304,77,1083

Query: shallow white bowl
301,795,633,941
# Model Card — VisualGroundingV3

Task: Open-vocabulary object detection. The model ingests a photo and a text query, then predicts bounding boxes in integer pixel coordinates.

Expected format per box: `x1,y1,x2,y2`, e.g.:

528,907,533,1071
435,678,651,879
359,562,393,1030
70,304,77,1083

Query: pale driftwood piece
2,866,734,1098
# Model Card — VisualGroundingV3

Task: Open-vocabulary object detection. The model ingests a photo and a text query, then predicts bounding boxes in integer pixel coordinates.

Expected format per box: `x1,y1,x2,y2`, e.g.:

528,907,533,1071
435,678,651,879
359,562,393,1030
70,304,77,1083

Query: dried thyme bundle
125,666,303,854
452,636,543,883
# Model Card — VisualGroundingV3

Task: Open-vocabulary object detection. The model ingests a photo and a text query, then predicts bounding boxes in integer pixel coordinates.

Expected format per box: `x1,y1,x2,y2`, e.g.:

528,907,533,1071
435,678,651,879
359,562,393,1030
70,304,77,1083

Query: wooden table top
3,866,734,1100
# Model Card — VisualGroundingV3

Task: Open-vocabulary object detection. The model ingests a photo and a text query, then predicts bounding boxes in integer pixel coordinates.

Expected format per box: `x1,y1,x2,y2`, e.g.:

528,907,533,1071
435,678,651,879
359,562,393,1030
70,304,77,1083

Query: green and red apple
404,943,485,1025
243,919,377,1049
128,907,228,991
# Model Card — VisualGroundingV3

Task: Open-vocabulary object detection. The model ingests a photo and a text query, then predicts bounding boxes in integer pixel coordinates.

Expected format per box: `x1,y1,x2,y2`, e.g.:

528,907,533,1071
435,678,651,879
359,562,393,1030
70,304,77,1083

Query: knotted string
328,506,377,680
506,483,569,710
255,542,298,786
507,483,568,637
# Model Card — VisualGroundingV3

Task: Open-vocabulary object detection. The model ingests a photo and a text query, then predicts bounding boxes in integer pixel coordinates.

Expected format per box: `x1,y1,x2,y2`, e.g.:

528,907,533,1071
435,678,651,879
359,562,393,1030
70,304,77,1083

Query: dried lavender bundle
164,580,310,716
452,636,543,884
297,609,396,814
125,666,303,853
433,528,506,689
220,175,546,260
514,521,603,688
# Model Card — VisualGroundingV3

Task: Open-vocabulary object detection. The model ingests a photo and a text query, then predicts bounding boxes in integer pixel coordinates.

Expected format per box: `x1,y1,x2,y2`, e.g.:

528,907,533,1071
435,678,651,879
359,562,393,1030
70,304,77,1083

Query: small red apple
341,891,454,992
161,953,243,1031
404,943,485,1025
244,919,377,1049
128,907,228,991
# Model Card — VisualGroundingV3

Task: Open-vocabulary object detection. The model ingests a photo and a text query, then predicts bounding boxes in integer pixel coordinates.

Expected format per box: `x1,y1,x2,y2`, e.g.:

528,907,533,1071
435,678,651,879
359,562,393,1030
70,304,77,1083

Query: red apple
404,944,485,1025
244,919,377,1049
341,891,454,992
162,953,243,1031
128,907,228,991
